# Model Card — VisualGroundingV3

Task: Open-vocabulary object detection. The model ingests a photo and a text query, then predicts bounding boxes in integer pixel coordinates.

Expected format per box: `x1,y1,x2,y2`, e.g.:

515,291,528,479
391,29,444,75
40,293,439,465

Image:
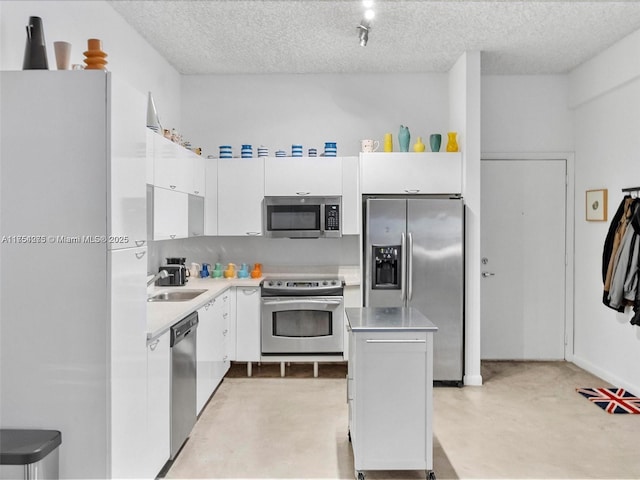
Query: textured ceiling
108,0,640,75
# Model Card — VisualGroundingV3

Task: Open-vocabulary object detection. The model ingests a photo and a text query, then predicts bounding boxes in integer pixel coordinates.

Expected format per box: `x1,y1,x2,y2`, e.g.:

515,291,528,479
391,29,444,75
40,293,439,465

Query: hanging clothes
602,195,640,326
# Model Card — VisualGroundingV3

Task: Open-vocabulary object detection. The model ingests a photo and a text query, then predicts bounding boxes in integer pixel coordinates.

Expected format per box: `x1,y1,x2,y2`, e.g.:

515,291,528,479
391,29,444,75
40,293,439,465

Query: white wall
181,73,449,158
482,75,573,153
0,1,182,129
570,30,640,395
449,52,482,386
148,235,360,277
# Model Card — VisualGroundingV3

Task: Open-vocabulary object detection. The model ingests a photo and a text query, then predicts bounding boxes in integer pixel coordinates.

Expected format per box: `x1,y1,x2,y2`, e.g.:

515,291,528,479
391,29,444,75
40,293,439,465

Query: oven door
261,296,344,354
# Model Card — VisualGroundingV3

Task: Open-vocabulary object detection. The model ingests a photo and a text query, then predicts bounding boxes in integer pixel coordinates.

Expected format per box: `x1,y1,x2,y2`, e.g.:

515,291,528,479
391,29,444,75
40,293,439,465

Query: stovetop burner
261,278,344,296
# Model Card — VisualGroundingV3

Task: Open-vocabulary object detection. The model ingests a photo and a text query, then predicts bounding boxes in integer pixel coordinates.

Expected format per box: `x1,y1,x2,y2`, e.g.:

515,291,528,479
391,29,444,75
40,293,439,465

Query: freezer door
365,198,406,307
407,198,464,382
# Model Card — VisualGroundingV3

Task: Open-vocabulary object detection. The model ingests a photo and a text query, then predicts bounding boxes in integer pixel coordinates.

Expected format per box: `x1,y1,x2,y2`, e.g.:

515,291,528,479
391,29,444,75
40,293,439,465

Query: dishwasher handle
170,311,199,347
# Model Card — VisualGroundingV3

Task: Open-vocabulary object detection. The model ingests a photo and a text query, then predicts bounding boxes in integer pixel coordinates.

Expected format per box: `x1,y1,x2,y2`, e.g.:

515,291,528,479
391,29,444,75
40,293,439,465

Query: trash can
0,430,62,480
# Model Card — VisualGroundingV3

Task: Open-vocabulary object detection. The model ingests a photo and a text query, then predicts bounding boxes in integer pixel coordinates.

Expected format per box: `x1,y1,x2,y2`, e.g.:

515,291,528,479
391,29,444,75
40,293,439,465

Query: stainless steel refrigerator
363,195,464,384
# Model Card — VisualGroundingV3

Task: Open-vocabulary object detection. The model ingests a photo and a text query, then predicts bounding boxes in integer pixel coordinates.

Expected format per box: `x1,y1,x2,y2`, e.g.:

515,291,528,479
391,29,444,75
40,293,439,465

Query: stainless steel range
260,278,344,355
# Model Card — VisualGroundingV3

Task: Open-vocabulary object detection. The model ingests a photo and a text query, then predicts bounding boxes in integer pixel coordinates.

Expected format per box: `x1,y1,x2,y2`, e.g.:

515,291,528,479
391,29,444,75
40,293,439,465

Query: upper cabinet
341,156,360,235
151,132,204,196
217,158,264,236
264,157,342,196
360,152,462,195
109,78,147,249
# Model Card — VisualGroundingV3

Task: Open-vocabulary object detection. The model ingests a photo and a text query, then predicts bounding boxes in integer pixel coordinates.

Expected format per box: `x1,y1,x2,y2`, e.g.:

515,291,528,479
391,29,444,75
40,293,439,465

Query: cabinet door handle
296,192,310,196
404,189,420,193
223,329,228,335
135,240,146,247
194,190,199,195
365,339,426,344
169,185,176,189
223,312,228,318
169,234,176,239
192,232,200,236
241,288,257,295
246,232,261,236
135,251,146,259
149,339,160,351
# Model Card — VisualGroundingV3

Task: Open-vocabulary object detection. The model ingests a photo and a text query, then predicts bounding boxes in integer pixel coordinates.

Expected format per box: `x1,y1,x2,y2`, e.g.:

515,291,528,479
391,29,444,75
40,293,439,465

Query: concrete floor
165,361,640,479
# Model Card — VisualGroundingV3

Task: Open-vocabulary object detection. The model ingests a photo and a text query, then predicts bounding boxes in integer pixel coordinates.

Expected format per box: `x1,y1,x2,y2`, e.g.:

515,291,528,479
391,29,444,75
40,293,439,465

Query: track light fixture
357,0,375,47
357,21,370,47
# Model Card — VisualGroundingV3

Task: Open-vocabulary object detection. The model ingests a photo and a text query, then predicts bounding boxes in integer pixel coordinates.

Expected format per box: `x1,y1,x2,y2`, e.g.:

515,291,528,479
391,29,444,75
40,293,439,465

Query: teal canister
398,125,410,152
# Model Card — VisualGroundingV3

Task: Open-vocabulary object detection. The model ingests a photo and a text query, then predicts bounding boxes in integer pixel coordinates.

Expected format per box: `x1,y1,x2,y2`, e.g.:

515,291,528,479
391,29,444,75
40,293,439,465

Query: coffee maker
156,257,188,286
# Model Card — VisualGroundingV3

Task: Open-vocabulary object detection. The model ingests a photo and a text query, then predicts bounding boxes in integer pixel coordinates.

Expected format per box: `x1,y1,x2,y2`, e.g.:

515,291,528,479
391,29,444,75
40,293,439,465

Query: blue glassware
200,263,210,278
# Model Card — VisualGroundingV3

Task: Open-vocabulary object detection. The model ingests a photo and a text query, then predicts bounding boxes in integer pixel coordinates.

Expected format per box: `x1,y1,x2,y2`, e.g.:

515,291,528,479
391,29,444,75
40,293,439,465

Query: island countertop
345,307,438,332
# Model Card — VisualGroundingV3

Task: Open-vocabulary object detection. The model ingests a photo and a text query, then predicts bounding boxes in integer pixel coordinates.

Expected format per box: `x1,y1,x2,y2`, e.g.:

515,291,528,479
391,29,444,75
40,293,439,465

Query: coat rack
622,187,640,197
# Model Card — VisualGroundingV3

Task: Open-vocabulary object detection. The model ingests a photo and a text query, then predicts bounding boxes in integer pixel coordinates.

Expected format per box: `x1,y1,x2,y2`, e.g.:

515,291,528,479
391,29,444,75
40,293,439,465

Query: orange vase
446,132,459,152
83,38,108,70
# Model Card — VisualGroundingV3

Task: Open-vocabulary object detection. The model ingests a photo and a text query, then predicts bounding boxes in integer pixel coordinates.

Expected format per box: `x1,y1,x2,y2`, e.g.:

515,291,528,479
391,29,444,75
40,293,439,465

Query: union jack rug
576,387,640,414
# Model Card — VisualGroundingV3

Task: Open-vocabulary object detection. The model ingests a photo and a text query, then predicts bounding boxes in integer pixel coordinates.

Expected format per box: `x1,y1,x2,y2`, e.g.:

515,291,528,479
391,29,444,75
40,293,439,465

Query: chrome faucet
147,269,169,287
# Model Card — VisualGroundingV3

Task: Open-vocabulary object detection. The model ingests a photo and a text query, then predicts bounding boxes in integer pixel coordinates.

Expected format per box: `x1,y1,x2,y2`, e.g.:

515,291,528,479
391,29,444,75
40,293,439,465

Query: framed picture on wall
586,189,608,222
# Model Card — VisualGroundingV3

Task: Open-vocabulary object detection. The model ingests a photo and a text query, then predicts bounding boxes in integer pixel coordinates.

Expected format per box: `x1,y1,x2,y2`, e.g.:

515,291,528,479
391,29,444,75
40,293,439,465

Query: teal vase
398,125,410,152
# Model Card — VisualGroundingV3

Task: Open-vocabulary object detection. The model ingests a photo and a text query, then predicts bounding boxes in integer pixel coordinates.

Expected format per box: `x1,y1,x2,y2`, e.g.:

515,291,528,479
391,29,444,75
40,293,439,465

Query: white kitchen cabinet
110,246,148,479
264,156,342,196
109,77,147,249
212,290,233,385
146,332,170,478
188,194,205,237
360,152,462,194
1,71,150,479
217,158,264,236
197,299,217,414
204,159,218,235
341,156,360,235
192,155,206,196
153,133,193,194
235,286,261,362
153,186,189,240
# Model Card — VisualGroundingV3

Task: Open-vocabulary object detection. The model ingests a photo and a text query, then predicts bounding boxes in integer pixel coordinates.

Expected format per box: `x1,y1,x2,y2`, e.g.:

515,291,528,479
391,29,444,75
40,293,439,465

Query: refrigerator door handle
401,232,407,303
408,232,414,301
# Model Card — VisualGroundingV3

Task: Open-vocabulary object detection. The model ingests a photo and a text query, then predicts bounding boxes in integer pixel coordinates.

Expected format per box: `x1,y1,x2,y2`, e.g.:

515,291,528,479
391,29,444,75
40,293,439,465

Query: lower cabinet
349,329,434,473
110,247,148,479
235,286,261,361
196,298,217,414
146,331,170,478
196,289,234,415
212,290,232,386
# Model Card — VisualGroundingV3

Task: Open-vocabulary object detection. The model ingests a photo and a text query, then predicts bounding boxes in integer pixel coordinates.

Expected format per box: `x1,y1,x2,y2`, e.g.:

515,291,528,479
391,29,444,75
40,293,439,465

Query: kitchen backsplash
148,235,359,275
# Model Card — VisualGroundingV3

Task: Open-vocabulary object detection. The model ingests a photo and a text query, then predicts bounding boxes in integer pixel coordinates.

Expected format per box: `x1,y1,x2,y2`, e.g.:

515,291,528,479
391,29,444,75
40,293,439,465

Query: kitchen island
346,307,438,480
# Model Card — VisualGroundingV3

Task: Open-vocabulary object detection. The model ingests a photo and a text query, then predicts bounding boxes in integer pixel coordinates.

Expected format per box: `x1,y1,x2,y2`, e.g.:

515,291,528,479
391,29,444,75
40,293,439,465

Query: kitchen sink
147,289,208,302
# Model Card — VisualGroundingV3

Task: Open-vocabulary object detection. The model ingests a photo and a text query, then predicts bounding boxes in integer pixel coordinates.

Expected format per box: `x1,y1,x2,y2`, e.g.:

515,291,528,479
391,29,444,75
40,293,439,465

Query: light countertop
146,277,261,342
345,307,438,332
147,267,361,341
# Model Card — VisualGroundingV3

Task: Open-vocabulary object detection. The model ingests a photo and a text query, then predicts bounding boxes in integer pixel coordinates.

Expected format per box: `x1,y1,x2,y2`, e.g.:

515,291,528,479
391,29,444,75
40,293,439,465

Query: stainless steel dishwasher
170,311,198,460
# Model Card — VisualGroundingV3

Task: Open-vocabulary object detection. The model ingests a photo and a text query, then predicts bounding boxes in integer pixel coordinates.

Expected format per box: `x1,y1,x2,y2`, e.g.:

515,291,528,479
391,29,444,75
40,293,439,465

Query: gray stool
0,430,62,480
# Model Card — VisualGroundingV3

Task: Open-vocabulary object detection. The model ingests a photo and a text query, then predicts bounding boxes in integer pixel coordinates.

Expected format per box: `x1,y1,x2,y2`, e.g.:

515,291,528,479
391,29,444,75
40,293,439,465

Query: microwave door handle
262,298,343,306
401,232,407,304
320,203,326,233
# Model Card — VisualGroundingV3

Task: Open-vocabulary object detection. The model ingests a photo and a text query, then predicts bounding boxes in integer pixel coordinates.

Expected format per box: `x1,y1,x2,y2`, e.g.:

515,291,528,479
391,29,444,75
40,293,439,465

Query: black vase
23,16,49,70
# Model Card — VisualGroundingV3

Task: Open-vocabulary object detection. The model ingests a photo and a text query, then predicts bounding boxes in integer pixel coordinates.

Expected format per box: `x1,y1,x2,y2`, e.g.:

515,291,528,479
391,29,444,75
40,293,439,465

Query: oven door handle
261,298,343,306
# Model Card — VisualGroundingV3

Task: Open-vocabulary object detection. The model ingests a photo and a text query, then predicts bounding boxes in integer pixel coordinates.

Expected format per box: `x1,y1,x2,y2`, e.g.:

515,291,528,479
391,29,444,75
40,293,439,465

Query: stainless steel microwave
263,196,341,238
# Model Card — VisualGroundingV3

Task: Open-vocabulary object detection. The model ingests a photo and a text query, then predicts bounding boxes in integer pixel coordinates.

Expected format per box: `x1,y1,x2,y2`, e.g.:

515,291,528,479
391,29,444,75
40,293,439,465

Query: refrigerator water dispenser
372,245,401,289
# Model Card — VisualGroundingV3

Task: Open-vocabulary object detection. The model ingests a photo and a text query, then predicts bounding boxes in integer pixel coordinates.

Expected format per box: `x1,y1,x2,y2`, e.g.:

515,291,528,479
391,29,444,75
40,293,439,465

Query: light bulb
364,9,375,21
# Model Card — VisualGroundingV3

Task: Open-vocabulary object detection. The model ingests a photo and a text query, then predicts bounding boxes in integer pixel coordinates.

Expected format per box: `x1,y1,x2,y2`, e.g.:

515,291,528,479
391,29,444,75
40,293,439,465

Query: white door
481,160,566,360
